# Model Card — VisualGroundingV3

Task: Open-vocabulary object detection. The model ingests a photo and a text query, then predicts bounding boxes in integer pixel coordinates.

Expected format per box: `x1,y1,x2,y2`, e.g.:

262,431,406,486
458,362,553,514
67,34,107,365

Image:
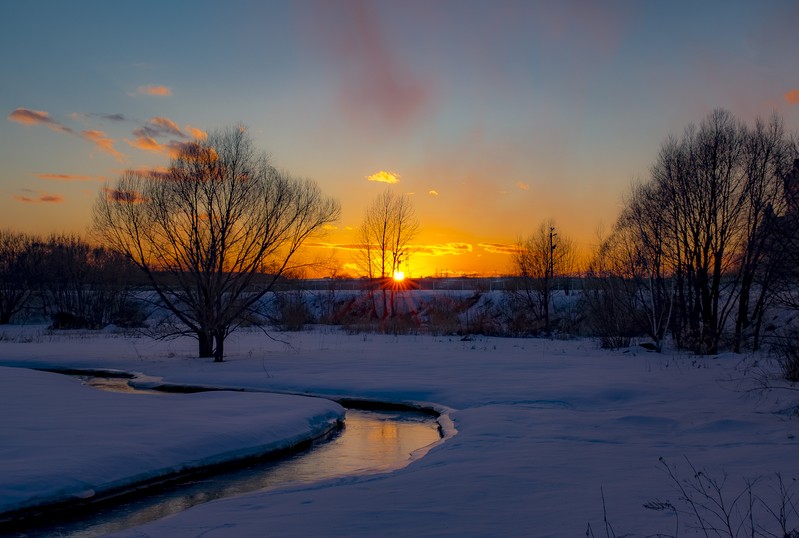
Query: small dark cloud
37,173,97,182
95,112,127,122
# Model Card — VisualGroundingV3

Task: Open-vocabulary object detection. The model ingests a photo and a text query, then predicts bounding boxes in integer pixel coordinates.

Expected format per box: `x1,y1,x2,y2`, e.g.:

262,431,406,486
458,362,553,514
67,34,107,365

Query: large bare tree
357,189,418,318
93,127,340,361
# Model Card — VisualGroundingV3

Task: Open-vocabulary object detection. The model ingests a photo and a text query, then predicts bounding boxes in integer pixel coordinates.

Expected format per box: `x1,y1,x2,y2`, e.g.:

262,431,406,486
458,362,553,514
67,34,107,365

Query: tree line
1,111,797,360
0,231,143,328
584,109,799,354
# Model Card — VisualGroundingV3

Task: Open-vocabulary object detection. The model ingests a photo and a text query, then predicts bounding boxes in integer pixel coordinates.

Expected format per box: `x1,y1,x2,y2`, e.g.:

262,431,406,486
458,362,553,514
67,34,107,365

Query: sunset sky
2,1,798,277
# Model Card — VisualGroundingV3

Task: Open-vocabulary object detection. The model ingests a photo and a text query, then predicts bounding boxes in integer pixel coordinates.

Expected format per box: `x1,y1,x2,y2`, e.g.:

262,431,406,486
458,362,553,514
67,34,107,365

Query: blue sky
2,0,798,276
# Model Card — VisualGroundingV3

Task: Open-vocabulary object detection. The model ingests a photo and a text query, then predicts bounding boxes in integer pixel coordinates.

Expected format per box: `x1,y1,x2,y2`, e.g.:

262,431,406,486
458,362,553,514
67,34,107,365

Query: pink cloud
81,130,126,162
132,117,207,141
125,136,164,153
184,125,207,140
786,89,799,105
136,84,172,97
7,108,74,134
9,108,126,161
306,0,432,131
125,136,195,158
13,189,64,203
134,116,184,139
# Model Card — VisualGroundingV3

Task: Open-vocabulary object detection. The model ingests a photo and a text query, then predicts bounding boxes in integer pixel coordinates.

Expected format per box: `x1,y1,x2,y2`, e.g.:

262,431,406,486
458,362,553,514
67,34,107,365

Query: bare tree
611,109,795,354
511,219,575,335
604,180,675,351
357,189,418,318
731,115,793,351
0,229,35,324
93,126,340,361
637,109,751,353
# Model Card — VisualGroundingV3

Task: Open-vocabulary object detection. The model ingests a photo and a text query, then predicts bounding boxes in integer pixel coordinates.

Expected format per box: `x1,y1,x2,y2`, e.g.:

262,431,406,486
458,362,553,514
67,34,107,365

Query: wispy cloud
125,135,162,153
124,136,193,158
134,84,172,97
134,117,184,139
305,241,474,257
184,125,207,140
411,243,473,256
9,107,126,161
37,173,99,182
786,89,799,105
8,108,74,134
125,117,207,157
303,241,364,251
82,130,125,161
516,181,529,190
366,170,400,184
428,190,439,196
478,243,519,255
13,189,64,204
306,1,432,132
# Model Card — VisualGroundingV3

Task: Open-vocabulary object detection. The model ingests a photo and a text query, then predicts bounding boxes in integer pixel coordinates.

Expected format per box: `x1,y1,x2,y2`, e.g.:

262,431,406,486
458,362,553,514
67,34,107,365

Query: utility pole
545,226,557,334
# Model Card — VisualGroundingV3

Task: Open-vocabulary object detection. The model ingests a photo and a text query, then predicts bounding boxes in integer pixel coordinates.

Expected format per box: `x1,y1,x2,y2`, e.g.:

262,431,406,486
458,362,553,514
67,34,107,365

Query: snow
0,365,343,518
1,325,798,537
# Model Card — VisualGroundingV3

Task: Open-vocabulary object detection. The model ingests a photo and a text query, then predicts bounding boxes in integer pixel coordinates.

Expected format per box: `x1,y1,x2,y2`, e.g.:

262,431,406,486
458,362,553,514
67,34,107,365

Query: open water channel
6,373,443,538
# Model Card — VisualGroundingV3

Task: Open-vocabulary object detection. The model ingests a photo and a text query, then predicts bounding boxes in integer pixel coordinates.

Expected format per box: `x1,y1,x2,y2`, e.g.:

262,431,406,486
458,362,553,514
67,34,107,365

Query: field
2,324,798,537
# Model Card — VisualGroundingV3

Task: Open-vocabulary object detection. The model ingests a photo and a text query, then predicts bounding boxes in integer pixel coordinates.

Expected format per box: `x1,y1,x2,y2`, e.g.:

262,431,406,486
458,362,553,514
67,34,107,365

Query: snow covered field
1,325,798,537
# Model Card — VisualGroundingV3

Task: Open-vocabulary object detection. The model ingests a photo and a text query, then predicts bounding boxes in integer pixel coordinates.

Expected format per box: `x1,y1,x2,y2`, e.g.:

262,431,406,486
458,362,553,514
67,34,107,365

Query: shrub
274,290,312,331
771,328,799,382
420,295,462,335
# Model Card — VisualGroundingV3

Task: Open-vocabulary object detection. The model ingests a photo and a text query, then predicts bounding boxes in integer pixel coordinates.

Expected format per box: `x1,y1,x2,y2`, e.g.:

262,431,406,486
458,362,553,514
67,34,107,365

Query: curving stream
9,374,443,538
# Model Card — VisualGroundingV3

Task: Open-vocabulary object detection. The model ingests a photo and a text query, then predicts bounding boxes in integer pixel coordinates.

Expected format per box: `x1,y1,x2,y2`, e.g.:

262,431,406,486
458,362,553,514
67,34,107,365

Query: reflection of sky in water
20,409,441,538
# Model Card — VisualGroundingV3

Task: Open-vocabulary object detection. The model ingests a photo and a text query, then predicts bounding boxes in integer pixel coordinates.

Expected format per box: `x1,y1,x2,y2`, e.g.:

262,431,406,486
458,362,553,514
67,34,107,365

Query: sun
392,270,405,282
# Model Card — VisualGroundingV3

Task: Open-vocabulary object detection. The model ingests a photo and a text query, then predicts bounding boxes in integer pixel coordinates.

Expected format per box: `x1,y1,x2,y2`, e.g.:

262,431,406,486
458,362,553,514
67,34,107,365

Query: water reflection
13,409,441,538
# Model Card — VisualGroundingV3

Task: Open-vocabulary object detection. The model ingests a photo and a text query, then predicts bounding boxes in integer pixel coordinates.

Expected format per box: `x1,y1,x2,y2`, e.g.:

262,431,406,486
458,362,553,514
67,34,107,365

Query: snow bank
1,325,798,536
0,365,343,516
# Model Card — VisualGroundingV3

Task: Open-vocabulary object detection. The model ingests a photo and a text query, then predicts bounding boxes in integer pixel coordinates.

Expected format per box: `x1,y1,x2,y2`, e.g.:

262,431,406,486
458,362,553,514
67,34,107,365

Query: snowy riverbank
1,325,798,536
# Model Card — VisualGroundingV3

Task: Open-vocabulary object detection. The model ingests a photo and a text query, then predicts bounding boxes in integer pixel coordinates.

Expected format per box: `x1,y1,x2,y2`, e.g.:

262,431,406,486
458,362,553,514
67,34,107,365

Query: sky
2,0,798,277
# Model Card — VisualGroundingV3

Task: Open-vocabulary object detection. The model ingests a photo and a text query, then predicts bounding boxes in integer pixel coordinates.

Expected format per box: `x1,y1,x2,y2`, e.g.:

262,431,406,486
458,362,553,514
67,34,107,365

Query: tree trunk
733,274,753,353
213,331,224,362
198,331,214,358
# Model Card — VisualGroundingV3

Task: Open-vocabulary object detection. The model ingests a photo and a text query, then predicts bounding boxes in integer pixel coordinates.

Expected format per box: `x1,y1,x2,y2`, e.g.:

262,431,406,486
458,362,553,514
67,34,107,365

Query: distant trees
35,234,142,329
0,230,34,324
511,219,575,335
0,231,141,327
357,189,418,318
93,126,340,361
